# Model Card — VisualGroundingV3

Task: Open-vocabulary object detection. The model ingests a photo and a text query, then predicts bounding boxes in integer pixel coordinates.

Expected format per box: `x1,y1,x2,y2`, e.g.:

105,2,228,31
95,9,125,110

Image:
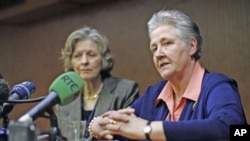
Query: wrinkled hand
89,108,135,140
97,107,147,140
104,113,148,140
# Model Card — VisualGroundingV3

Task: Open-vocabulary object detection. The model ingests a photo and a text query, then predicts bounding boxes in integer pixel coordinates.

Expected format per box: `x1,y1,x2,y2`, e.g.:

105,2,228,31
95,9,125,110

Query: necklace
84,94,98,100
84,83,103,100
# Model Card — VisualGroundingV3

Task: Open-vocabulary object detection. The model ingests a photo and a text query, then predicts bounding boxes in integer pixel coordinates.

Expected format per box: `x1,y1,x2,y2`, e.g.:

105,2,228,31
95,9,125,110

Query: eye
150,44,157,53
72,53,82,59
87,51,98,57
162,39,172,46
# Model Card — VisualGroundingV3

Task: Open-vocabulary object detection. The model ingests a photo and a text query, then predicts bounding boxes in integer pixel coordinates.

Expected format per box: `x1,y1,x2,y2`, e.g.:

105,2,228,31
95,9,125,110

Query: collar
155,61,205,105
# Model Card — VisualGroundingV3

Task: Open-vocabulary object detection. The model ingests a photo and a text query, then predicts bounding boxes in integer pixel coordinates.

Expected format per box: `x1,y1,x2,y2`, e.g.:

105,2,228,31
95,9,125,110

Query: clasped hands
88,107,148,140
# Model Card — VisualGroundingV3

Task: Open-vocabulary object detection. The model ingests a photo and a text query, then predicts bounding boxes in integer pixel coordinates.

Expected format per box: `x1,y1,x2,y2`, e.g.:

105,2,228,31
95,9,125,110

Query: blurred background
0,0,249,131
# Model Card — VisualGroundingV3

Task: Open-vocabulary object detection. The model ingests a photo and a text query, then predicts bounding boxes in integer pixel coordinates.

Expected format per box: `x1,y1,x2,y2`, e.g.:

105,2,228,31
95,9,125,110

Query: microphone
0,81,36,117
18,71,83,123
9,81,36,101
0,78,9,106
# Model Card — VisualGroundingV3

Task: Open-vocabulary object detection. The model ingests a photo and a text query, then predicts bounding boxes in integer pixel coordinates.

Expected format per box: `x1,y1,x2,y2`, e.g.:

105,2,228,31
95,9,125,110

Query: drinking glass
61,120,86,141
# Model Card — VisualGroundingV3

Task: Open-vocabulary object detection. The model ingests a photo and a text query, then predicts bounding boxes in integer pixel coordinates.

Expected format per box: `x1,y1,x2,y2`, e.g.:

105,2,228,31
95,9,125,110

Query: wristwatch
143,121,152,140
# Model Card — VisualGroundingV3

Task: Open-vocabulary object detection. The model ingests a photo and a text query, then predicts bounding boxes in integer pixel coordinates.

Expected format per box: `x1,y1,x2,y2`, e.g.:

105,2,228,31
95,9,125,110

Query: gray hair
147,9,202,60
61,27,114,75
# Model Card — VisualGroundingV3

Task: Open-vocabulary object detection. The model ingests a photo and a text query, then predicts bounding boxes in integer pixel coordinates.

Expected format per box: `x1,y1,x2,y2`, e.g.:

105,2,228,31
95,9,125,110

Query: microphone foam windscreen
0,79,9,104
11,81,36,99
49,71,83,105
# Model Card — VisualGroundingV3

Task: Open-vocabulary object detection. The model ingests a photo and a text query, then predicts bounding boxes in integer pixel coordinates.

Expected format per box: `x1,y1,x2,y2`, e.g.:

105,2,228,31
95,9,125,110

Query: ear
189,38,198,56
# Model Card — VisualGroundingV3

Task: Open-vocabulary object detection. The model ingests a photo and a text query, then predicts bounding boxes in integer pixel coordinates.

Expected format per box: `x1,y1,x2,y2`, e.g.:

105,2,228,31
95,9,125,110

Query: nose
80,55,88,64
155,46,165,59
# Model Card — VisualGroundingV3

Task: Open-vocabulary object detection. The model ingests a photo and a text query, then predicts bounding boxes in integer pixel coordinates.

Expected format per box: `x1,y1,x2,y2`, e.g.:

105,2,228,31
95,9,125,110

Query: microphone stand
1,96,46,128
2,114,9,129
0,115,8,141
45,107,66,141
0,104,11,129
2,96,67,141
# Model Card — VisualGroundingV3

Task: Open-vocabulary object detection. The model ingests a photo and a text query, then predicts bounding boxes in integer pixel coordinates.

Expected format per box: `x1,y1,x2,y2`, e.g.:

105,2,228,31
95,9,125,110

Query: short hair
147,9,202,60
60,27,114,75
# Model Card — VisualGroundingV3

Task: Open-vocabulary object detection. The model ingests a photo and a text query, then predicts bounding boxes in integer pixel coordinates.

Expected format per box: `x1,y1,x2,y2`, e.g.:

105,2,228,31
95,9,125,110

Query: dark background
0,0,249,131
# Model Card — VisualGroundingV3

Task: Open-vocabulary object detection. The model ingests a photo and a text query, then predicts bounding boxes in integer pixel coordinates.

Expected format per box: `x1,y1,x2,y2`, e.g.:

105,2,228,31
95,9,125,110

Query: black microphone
18,71,83,122
0,78,9,106
0,81,36,117
0,77,10,139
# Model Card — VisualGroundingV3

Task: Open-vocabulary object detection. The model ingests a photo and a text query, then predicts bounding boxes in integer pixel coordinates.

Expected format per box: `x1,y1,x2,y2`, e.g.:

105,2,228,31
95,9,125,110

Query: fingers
118,108,136,117
98,117,122,128
102,107,135,117
91,117,120,140
106,123,121,131
93,108,137,139
101,107,135,123
103,118,121,131
102,110,117,117
99,130,115,140
102,110,130,122
98,117,111,126
97,123,121,140
109,113,130,122
109,119,117,124
118,107,135,114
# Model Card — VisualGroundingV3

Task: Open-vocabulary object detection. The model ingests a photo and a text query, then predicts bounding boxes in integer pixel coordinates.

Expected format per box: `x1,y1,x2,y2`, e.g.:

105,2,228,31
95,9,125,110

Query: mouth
80,69,91,72
159,62,169,68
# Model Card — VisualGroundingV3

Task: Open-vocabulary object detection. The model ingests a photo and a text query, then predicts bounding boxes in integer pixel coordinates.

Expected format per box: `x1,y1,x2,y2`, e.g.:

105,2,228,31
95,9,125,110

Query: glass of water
62,120,86,141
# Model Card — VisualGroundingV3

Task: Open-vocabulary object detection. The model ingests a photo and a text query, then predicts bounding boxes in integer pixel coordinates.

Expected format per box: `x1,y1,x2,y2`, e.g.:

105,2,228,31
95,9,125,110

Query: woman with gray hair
56,26,140,141
88,9,247,141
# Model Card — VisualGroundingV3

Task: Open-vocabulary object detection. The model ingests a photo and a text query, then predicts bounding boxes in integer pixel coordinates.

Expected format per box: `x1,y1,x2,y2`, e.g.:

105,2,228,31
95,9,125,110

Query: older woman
88,9,247,141
56,27,139,140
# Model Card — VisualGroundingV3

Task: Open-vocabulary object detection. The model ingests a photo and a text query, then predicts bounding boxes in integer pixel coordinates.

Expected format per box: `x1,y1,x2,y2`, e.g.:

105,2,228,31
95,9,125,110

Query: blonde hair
60,27,114,75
